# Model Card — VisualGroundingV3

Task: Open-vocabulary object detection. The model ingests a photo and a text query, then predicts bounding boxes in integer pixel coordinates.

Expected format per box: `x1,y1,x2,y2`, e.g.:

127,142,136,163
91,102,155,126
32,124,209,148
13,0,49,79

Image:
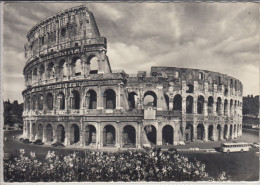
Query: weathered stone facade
22,5,243,149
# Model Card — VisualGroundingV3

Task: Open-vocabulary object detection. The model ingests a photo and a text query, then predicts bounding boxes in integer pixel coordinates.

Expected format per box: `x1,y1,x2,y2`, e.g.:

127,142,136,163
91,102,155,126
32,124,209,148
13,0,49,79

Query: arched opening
208,125,213,141
185,123,193,142
104,89,116,109
47,62,55,79
72,57,82,76
46,124,53,143
39,64,45,81
186,84,194,93
186,96,194,113
217,125,221,141
38,95,43,110
197,96,204,114
32,96,36,110
37,124,43,140
57,92,65,110
71,90,80,109
86,90,97,109
59,59,68,77
224,99,228,115
230,124,233,138
216,97,222,115
103,125,116,146
88,56,99,74
57,124,65,143
224,88,228,96
33,67,37,82
234,100,237,115
164,93,169,110
70,124,80,145
144,91,157,107
128,92,138,109
173,94,182,111
197,124,205,140
162,125,173,145
46,93,53,110
144,125,157,145
223,125,228,140
123,125,136,147
32,123,36,140
208,96,214,114
230,99,233,115
85,125,96,146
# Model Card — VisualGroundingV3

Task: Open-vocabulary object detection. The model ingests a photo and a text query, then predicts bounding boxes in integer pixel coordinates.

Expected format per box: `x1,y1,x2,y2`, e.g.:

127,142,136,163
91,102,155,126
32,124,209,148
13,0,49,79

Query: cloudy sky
3,2,259,103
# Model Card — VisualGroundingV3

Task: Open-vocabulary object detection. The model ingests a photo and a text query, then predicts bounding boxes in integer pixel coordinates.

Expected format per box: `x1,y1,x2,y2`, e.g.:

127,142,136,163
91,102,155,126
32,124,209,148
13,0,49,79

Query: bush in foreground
4,148,230,182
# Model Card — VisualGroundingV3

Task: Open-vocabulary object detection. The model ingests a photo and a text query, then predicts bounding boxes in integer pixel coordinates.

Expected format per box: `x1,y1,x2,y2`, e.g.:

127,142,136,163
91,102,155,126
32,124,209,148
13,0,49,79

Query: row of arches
25,55,100,84
25,89,116,111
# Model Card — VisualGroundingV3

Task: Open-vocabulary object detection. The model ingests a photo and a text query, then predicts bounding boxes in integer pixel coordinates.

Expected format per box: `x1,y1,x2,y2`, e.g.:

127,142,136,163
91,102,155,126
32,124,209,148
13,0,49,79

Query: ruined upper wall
24,5,105,63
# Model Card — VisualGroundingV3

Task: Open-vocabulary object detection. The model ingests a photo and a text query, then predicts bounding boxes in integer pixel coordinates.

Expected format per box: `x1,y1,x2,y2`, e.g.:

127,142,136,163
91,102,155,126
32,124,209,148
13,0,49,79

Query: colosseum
22,5,243,149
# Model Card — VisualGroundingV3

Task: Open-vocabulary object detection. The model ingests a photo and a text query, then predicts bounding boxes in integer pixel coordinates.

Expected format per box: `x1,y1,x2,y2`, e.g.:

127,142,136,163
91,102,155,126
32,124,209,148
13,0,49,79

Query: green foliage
3,100,23,125
243,95,259,117
4,149,230,182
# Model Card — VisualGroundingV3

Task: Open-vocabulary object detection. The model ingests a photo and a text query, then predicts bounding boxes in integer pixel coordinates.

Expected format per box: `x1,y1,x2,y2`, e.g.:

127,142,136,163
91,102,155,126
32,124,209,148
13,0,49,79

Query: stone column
53,129,57,143
204,124,208,141
64,125,70,146
204,100,208,116
193,123,197,142
226,125,230,140
29,121,33,140
156,122,162,145
97,86,103,109
193,98,197,114
213,100,217,116
42,124,46,143
80,121,84,147
136,122,141,148
169,97,173,110
116,84,121,109
182,96,186,114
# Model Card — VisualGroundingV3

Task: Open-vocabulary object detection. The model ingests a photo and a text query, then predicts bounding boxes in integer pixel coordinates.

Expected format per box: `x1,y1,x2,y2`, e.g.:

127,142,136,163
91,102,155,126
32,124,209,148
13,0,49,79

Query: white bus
220,142,250,153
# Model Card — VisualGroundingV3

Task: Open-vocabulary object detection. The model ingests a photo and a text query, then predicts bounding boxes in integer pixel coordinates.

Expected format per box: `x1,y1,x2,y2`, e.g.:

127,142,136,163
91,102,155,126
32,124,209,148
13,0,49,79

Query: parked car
23,139,32,144
33,139,44,145
51,142,65,148
252,142,259,148
168,147,178,154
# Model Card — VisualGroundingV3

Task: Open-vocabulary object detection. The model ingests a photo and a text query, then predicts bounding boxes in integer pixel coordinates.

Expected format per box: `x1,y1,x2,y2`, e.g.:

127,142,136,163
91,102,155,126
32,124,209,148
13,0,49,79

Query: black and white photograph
1,1,259,183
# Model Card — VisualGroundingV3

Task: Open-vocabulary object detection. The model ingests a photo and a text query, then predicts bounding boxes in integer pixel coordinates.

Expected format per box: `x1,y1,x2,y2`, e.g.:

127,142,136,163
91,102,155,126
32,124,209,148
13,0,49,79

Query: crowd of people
4,147,230,182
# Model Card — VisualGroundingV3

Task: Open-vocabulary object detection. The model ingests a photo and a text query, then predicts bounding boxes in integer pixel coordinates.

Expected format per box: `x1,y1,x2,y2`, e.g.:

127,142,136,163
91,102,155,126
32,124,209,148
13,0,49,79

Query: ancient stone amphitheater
22,5,243,149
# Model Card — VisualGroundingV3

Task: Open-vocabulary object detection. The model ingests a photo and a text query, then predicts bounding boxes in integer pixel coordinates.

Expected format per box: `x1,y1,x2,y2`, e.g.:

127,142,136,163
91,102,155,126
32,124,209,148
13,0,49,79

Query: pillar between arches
204,125,208,142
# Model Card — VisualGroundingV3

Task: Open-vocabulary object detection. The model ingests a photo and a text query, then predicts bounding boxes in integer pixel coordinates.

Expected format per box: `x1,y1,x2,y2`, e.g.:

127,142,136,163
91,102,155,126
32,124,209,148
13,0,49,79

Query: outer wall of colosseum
22,5,243,149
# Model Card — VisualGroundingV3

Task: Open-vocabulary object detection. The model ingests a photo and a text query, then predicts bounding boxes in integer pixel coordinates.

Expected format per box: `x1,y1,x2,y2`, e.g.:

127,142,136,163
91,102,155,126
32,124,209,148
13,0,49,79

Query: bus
220,142,250,153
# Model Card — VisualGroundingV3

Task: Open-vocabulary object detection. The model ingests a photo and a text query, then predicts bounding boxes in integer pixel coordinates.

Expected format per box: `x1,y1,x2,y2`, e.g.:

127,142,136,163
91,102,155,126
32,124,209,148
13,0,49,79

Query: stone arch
47,61,55,79
59,59,68,77
229,124,233,138
186,84,194,93
197,95,204,114
223,124,228,140
71,90,80,109
70,124,80,144
123,125,136,147
224,99,228,115
185,123,193,142
32,95,37,110
216,97,222,115
37,124,43,140
86,89,97,109
46,124,53,143
144,125,157,145
128,92,138,109
173,94,182,111
186,96,194,113
39,64,45,81
46,93,53,110
103,125,116,146
72,56,82,76
32,123,36,140
162,125,173,145
208,125,213,140
38,94,44,110
87,55,99,74
144,91,157,107
57,92,65,110
57,124,65,143
84,125,96,146
208,96,214,114
104,89,116,109
197,124,205,140
217,124,221,141
164,93,170,110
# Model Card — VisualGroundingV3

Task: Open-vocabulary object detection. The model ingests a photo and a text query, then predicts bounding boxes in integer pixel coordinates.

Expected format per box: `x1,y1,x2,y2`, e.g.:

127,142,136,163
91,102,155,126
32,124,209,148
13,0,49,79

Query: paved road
4,128,259,181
